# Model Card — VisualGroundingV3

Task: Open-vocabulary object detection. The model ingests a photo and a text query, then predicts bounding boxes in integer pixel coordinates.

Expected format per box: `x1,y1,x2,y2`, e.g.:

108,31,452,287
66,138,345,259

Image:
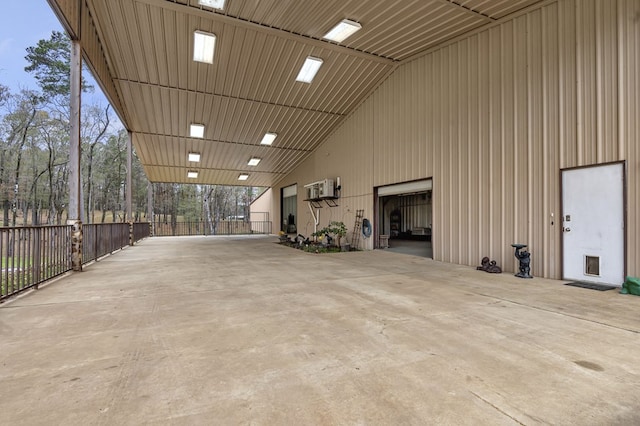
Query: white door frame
560,161,627,285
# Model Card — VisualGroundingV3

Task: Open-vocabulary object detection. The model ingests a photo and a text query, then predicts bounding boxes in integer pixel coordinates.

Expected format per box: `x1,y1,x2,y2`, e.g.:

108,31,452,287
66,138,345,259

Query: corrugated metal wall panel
48,1,129,126
499,22,516,271
171,0,497,61
576,0,598,166
48,0,80,39
271,98,376,249
272,0,639,279
488,26,505,267
84,0,407,186
511,14,529,273
542,4,561,278
249,188,273,231
558,0,578,168
465,36,480,266
457,38,471,265
597,0,620,164
534,10,547,271
619,0,640,277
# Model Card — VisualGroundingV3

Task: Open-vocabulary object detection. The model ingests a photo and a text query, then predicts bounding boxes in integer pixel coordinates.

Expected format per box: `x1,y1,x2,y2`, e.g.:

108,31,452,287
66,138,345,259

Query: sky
0,0,107,106
0,1,65,90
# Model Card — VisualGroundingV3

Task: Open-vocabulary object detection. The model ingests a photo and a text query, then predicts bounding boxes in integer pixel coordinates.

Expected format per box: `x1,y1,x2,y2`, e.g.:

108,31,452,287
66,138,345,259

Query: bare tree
0,90,41,226
83,104,111,223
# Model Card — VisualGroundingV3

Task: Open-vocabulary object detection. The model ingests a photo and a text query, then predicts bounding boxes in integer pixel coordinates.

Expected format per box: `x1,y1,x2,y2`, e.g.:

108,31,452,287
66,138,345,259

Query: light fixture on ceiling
323,19,362,43
188,152,201,162
238,174,249,181
296,56,323,83
187,170,199,179
247,157,261,166
260,132,278,146
193,30,216,64
198,0,225,10
190,124,205,138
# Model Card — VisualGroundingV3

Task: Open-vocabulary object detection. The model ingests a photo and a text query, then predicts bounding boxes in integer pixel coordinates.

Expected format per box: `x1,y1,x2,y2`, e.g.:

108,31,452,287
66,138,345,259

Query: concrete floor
386,239,433,258
1,235,639,425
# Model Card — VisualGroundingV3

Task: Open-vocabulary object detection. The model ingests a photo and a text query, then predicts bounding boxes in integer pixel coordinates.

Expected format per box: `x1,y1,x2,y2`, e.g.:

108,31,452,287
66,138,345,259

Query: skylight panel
296,57,323,83
323,19,362,43
190,124,205,138
198,0,225,10
193,31,216,64
260,132,277,146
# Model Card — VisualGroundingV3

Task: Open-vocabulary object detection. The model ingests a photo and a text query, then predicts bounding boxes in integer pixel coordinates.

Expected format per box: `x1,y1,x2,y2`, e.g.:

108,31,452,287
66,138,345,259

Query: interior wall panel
273,0,639,279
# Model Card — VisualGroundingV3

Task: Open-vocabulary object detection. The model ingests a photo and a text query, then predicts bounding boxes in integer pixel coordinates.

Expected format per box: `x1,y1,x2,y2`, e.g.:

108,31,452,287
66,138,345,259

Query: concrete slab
1,235,639,425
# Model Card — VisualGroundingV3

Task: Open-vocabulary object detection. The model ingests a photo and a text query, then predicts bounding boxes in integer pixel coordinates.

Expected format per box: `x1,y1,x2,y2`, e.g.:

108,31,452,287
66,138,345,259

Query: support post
126,131,133,222
126,131,133,244
147,181,154,236
68,40,83,271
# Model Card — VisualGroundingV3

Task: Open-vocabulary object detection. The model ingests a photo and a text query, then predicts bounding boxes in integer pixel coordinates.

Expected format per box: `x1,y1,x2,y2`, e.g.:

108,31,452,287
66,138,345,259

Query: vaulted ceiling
48,0,546,187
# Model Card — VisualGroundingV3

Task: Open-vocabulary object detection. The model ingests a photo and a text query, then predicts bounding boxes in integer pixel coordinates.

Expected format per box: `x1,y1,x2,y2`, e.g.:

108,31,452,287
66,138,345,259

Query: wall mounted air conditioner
319,179,334,198
304,178,335,199
306,185,319,200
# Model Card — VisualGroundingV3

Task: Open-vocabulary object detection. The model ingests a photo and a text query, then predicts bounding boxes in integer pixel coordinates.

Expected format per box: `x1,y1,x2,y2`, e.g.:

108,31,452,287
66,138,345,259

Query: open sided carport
1,236,639,424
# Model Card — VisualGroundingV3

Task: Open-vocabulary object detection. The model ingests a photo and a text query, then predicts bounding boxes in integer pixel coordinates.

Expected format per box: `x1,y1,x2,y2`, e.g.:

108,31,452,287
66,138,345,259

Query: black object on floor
564,282,617,291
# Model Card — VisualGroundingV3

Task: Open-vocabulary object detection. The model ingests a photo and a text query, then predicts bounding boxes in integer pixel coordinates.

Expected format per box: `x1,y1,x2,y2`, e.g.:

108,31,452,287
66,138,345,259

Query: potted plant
312,221,347,249
328,221,347,249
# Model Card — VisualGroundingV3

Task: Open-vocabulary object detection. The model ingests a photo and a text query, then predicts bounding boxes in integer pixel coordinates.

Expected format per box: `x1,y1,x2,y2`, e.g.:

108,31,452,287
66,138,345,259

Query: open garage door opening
376,179,433,259
281,184,297,234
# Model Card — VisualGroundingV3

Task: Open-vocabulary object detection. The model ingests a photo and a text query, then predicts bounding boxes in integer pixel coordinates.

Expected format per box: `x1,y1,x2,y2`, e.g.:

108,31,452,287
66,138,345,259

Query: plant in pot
313,221,347,249
329,221,347,249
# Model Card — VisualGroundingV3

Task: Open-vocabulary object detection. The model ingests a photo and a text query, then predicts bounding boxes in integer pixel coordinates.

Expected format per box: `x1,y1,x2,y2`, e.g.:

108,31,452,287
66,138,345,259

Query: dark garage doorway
376,179,433,258
281,184,297,234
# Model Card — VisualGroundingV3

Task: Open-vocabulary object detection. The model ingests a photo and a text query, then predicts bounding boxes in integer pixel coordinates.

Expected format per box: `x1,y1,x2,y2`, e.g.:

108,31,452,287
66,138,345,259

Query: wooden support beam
147,181,154,236
126,131,133,223
68,39,83,271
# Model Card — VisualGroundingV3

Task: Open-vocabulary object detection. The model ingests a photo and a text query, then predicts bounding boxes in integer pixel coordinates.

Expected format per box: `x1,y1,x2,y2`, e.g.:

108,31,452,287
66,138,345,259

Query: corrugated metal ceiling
54,0,547,186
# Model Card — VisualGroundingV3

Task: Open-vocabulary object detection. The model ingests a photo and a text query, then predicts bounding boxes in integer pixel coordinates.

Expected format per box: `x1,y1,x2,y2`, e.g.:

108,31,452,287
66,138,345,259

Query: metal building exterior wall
273,97,377,250
274,0,639,278
619,0,640,274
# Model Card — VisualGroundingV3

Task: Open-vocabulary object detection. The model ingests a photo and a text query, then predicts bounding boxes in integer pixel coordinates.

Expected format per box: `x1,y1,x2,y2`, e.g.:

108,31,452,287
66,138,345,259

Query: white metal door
561,163,625,285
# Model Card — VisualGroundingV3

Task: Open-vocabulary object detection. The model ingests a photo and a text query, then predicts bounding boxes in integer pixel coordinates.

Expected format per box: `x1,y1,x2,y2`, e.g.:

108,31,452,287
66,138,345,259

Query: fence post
129,222,134,246
33,228,42,288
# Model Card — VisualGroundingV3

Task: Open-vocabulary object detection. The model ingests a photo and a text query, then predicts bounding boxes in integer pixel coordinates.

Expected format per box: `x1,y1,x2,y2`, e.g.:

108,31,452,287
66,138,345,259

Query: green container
621,276,640,296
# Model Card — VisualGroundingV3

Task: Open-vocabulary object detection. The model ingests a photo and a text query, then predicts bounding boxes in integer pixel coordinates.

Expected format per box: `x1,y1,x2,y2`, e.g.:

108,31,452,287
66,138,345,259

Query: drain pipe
308,202,320,237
